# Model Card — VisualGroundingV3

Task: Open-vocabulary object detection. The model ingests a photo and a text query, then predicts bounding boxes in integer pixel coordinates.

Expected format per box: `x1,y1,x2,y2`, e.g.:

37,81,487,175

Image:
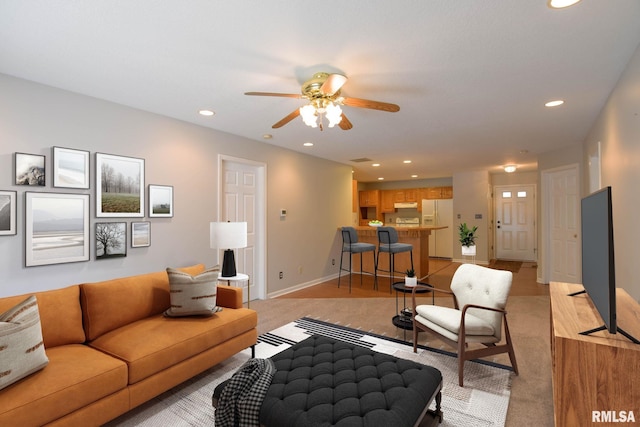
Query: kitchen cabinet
359,190,379,207
352,180,358,213
423,186,453,200
381,190,395,213
392,189,418,203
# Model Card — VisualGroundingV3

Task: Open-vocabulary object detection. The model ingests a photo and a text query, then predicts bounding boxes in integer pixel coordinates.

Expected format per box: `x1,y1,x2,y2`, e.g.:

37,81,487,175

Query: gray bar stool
376,226,414,292
338,227,377,292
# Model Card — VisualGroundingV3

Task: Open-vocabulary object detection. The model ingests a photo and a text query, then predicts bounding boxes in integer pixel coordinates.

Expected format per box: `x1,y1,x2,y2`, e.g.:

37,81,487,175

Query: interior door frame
540,163,580,284
218,154,267,300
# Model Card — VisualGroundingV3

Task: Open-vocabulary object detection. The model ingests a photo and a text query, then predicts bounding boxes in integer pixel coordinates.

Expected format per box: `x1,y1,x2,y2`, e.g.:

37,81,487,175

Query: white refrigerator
422,199,454,258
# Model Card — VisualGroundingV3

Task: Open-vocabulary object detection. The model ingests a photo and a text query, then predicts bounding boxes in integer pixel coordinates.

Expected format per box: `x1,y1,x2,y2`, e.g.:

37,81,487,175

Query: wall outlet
298,266,303,274
279,271,283,279
332,258,335,265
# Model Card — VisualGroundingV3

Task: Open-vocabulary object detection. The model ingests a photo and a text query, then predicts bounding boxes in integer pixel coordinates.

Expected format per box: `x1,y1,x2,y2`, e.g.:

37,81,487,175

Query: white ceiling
2,1,639,182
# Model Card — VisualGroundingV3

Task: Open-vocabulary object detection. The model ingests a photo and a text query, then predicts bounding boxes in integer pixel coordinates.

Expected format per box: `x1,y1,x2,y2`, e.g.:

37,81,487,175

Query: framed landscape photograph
95,222,127,259
15,152,45,186
96,153,144,217
0,190,17,236
25,192,90,266
149,185,173,217
53,146,90,189
131,221,151,247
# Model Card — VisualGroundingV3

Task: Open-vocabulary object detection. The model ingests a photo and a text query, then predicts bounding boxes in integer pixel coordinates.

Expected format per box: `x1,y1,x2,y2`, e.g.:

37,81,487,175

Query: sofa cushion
0,344,128,427
164,266,221,317
0,286,85,348
0,296,49,391
81,264,205,341
88,302,257,384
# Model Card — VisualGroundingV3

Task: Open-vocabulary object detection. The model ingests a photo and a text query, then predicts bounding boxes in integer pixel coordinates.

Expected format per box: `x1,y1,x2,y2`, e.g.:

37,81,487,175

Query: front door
495,184,537,261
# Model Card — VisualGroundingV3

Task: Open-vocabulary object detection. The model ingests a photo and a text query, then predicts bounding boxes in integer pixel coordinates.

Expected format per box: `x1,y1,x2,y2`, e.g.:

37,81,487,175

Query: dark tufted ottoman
216,334,443,427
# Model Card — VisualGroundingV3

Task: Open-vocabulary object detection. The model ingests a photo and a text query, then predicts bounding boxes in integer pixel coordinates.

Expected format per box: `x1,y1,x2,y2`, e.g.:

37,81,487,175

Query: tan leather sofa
0,264,257,426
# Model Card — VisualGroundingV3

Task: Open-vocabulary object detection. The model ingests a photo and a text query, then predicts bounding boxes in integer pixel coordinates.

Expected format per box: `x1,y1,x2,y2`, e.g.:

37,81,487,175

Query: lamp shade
210,222,247,249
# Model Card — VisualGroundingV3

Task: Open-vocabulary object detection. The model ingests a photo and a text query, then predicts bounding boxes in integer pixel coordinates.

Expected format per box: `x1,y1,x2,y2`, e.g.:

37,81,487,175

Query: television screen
580,186,616,334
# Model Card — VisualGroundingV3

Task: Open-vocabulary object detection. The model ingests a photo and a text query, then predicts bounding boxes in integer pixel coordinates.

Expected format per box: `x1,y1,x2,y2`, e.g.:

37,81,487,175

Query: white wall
0,74,352,298
583,41,640,301
452,170,491,264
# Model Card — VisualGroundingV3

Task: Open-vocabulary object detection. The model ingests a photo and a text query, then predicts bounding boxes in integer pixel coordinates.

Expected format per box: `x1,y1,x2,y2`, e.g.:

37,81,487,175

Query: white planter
405,276,417,287
461,245,476,256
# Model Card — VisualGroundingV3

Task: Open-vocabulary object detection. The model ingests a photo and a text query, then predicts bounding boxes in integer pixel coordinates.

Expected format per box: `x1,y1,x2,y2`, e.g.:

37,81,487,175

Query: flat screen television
577,186,638,343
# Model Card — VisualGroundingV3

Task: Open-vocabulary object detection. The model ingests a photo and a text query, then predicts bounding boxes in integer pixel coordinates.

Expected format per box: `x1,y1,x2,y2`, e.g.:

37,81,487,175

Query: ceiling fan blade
342,97,400,112
245,92,302,99
272,109,301,128
320,74,348,96
339,113,353,130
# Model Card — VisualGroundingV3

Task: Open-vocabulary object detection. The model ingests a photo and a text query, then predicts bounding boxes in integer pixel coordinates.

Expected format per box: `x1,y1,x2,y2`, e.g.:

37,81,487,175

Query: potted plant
458,223,478,256
404,268,417,287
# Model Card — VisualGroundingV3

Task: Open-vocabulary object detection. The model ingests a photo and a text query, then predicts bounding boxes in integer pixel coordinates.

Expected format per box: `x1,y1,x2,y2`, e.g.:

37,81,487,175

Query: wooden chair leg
504,316,519,375
458,338,466,387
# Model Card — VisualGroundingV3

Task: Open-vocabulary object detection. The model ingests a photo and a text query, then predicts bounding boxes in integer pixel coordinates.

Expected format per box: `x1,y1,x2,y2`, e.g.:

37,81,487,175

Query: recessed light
372,163,381,167
411,175,418,178
403,160,412,164
548,0,581,9
504,165,517,173
263,134,273,139
378,177,384,181
198,109,215,116
545,100,564,107
303,142,313,147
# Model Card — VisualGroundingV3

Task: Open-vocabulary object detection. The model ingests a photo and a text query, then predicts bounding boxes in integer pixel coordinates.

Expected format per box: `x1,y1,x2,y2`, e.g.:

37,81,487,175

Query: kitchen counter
343,226,448,280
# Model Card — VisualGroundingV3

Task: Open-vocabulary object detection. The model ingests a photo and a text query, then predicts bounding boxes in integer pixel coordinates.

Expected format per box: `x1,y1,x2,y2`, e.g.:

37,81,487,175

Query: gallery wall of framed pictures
3,148,175,267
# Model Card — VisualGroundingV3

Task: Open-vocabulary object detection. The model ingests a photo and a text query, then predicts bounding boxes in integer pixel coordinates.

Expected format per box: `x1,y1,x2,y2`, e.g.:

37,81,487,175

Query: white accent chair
411,263,519,386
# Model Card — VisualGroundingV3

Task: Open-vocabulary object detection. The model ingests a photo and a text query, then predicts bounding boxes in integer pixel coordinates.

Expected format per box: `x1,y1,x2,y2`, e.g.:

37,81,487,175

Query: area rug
107,317,513,427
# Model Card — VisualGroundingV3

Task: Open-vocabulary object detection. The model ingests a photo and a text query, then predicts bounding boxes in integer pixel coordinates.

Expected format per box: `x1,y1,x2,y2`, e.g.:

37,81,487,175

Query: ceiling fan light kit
245,71,399,131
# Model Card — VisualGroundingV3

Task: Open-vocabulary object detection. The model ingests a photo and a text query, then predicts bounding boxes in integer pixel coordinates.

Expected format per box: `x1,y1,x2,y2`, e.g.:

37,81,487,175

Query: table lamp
210,221,247,278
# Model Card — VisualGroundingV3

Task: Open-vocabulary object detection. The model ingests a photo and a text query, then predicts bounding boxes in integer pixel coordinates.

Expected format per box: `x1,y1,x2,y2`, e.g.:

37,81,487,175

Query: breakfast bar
348,226,447,279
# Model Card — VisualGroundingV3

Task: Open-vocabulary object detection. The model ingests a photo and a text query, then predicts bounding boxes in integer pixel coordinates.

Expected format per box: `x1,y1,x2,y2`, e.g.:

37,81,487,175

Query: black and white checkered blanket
214,358,276,427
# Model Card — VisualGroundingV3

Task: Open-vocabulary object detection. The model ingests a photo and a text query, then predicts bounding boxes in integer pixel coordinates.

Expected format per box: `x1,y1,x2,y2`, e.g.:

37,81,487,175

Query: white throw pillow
0,295,49,390
164,266,222,317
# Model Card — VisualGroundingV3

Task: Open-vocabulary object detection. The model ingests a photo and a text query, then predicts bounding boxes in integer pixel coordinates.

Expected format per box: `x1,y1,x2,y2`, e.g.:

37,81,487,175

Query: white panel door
221,159,262,302
495,185,536,261
548,168,580,283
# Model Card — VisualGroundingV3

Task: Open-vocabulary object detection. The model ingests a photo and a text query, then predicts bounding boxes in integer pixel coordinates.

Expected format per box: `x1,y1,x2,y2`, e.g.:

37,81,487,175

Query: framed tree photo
53,146,90,189
148,185,174,217
25,192,90,266
15,152,45,186
131,221,151,247
95,222,127,259
96,153,144,217
0,190,17,236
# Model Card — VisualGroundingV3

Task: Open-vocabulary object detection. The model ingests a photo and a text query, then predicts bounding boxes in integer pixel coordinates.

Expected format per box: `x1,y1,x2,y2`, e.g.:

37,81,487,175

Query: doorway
219,155,267,302
494,184,537,261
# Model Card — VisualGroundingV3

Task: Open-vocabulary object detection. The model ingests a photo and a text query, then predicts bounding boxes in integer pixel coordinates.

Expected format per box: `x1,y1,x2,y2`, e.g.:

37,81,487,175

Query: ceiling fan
245,72,400,131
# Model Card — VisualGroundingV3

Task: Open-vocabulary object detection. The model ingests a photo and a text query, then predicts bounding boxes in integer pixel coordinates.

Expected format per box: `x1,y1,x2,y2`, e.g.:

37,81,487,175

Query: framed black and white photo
149,185,174,217
25,192,90,266
131,221,151,247
15,153,45,186
96,153,144,217
0,190,17,236
53,147,90,189
95,222,127,259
